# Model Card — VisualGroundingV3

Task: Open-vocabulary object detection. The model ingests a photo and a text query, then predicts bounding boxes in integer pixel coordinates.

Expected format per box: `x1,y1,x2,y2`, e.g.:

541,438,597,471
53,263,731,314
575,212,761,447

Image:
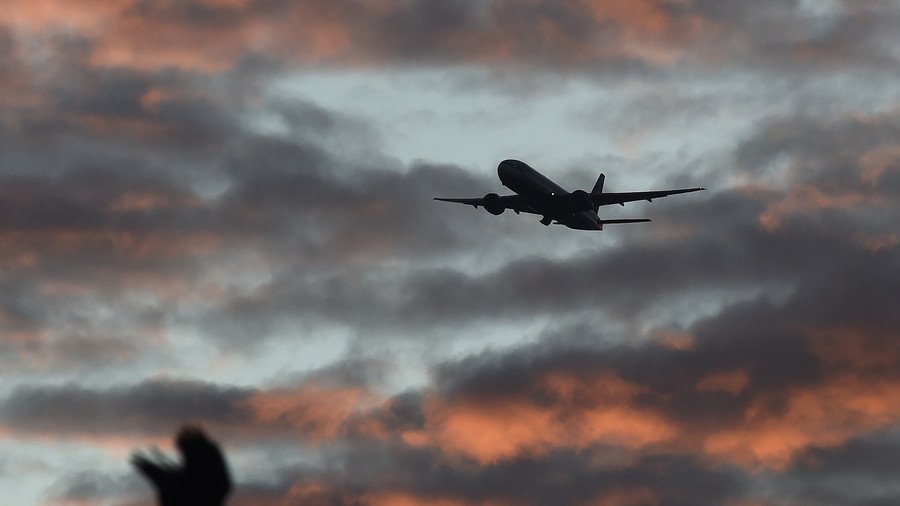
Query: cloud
7,285,899,502
0,36,524,360
431,325,899,469
0,379,395,452
7,257,899,505
2,2,899,504
228,442,748,506
418,369,676,465
47,470,143,506
168,104,900,355
2,0,699,72
5,0,897,76
781,431,900,505
0,380,248,438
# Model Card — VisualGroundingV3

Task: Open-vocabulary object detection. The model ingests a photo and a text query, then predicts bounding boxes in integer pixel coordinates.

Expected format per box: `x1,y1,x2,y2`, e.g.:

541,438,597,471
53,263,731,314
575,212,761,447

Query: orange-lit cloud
0,0,128,33
419,371,675,464
859,144,900,185
364,491,473,506
1,0,713,73
703,374,900,469
804,325,900,369
654,330,696,351
759,183,884,232
425,397,562,464
0,229,222,263
241,383,383,440
582,0,707,65
584,487,660,506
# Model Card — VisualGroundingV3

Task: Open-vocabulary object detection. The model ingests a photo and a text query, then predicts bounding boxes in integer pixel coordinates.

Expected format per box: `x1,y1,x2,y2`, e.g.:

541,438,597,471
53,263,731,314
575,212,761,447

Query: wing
434,195,538,214
591,187,705,207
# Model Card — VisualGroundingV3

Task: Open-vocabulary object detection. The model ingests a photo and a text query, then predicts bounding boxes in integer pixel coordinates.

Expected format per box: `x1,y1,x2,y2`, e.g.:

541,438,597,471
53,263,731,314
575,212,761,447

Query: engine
483,193,505,215
570,189,594,213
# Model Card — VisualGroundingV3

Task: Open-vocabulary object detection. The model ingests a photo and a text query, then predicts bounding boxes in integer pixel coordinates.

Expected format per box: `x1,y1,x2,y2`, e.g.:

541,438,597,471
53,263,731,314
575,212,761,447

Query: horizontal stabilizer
600,218,651,225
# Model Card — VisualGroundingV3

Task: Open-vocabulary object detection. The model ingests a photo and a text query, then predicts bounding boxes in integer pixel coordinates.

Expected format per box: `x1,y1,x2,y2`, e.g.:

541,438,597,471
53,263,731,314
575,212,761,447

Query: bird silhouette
132,426,232,506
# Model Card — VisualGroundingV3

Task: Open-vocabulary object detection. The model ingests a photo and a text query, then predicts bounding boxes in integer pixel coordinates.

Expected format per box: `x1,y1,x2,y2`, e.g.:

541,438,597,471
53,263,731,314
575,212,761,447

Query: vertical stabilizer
591,173,605,213
592,173,605,194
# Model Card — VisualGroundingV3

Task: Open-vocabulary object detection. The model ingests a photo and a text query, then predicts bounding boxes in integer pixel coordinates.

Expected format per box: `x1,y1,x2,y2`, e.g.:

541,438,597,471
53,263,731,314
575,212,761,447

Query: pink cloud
703,374,900,469
2,0,713,73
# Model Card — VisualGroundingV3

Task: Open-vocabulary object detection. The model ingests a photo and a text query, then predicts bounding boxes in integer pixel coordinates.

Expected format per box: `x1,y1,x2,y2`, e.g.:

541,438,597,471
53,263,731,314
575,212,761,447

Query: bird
132,426,232,506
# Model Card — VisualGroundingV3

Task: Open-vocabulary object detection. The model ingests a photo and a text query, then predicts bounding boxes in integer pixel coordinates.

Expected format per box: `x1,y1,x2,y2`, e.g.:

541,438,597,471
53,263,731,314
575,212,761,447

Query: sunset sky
1,1,899,505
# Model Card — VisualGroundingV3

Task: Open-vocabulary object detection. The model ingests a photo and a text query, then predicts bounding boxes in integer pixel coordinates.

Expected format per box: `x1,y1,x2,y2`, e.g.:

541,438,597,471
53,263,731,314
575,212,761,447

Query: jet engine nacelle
570,189,594,213
483,193,505,215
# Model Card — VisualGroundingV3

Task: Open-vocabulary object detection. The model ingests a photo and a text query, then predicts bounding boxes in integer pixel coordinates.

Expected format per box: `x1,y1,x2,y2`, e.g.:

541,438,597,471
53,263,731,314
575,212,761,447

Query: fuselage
497,159,601,230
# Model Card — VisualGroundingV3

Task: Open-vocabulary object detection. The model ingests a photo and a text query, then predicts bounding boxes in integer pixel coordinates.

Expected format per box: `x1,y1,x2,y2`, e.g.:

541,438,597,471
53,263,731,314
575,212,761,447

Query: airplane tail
590,173,605,214
591,173,606,194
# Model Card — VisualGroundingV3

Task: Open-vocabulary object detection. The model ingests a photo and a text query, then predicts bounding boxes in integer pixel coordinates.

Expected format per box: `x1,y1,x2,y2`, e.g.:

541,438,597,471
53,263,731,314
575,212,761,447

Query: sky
1,0,899,505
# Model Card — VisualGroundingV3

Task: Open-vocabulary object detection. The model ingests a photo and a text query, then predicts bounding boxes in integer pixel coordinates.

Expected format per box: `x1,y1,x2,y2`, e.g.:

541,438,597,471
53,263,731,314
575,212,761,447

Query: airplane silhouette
435,159,704,230
132,426,232,506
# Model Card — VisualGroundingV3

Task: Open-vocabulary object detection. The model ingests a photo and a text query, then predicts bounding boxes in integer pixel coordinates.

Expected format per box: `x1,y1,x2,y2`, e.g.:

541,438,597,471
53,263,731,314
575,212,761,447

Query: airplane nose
497,161,513,185
497,159,517,178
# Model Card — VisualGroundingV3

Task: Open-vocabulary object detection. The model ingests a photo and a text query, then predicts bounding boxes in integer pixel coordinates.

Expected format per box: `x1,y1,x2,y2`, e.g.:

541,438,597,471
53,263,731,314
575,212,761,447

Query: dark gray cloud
792,432,900,482
0,372,412,443
770,431,900,506
735,112,900,182
238,446,750,506
0,334,143,375
693,0,900,68
0,379,248,437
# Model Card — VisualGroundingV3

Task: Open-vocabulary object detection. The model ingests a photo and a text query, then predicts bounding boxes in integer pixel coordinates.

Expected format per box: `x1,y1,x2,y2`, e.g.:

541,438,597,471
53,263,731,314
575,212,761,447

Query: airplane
434,159,705,230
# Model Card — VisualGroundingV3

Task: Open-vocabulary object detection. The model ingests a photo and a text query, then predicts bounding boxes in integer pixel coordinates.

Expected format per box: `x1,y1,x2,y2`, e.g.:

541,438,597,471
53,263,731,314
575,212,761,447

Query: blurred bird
132,426,232,506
